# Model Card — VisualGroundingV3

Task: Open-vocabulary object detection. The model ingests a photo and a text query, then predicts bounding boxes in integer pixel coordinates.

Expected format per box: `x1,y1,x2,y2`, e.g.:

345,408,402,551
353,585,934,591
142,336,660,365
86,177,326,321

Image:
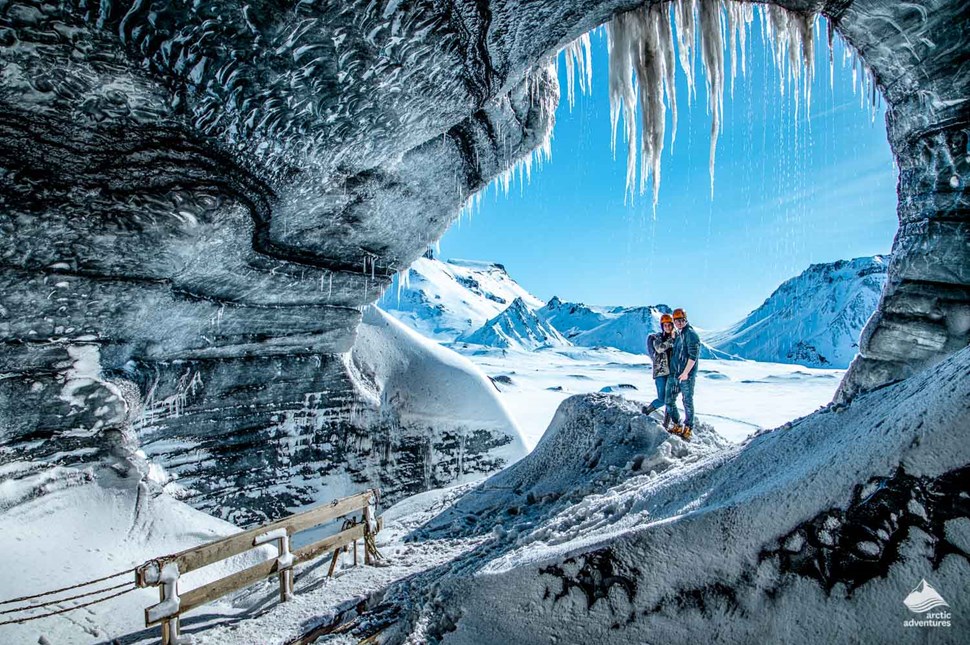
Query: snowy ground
0,475,480,645
454,344,844,447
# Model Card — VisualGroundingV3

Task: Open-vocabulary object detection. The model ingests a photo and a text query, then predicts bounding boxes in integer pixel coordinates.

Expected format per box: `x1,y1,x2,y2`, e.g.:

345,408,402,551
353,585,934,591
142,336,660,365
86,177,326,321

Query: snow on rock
416,394,728,541
380,346,970,644
378,257,543,342
708,256,888,368
350,306,527,493
457,298,570,351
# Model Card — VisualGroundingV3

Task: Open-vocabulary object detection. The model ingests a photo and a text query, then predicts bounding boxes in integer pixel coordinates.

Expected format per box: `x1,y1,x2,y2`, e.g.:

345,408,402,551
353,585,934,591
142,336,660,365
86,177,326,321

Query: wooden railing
135,489,382,645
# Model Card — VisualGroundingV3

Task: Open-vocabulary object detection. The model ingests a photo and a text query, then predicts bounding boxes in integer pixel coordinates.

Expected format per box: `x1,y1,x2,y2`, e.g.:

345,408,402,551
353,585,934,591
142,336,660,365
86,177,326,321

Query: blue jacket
671,324,700,376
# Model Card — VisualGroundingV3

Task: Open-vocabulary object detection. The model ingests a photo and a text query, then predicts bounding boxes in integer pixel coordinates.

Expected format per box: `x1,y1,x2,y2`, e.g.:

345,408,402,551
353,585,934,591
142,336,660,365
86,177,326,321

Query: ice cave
0,0,967,643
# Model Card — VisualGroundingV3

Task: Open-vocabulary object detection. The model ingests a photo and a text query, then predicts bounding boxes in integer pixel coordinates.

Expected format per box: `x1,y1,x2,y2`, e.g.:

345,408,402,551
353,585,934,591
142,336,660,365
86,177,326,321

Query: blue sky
438,19,898,330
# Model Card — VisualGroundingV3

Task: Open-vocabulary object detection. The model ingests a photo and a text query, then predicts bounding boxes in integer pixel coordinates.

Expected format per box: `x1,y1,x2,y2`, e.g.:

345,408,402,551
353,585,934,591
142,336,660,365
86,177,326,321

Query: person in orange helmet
665,307,700,441
643,313,676,423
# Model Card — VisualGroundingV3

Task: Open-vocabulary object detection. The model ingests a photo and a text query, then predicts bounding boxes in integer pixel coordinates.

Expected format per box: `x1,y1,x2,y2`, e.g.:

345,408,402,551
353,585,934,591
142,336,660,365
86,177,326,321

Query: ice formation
562,32,594,110
605,1,822,202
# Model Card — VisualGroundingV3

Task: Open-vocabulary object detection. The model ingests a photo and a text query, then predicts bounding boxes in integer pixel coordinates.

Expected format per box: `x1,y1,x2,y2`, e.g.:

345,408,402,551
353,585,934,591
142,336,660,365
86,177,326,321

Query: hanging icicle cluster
472,1,879,218
605,0,820,205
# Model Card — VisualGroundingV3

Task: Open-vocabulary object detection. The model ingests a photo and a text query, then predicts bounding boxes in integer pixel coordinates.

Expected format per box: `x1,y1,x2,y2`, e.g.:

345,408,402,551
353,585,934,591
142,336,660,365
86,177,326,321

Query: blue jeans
650,376,668,410
665,374,696,427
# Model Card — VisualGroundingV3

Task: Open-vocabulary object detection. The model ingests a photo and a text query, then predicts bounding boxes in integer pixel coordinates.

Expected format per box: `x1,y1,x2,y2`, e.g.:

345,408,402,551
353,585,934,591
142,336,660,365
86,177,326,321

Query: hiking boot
642,403,658,416
667,424,684,438
681,426,692,442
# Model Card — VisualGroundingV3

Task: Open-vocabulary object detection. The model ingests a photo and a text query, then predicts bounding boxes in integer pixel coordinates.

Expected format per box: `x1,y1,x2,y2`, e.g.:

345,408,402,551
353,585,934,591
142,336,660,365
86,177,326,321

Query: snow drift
709,256,887,368
418,394,728,540
384,346,970,644
0,474,265,644
350,306,527,494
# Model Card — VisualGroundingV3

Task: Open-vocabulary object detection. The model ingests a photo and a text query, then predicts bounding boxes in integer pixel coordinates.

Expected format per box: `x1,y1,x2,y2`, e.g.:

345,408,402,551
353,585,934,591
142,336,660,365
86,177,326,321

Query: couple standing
644,308,700,441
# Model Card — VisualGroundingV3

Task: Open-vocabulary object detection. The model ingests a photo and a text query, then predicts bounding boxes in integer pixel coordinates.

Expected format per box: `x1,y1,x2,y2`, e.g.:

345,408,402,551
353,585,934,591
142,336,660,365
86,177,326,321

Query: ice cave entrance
380,4,899,447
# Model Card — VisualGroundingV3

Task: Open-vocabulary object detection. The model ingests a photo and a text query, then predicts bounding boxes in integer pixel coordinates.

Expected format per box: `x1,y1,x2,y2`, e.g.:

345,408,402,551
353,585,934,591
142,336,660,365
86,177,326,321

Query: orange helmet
672,308,687,320
660,314,673,325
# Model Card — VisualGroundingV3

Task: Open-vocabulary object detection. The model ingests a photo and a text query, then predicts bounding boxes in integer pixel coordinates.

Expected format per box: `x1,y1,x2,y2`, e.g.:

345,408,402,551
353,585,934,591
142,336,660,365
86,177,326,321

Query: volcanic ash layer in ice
386,346,970,644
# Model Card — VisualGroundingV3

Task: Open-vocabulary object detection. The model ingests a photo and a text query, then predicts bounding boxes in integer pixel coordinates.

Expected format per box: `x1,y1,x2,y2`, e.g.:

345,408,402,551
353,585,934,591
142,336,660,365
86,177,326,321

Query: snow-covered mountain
378,256,543,341
708,256,888,368
537,297,669,354
380,259,735,357
538,297,732,358
458,297,570,351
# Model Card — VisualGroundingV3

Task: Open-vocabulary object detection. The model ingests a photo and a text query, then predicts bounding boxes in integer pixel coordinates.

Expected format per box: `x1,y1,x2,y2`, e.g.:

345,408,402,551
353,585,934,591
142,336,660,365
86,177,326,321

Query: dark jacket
647,331,675,378
671,324,701,377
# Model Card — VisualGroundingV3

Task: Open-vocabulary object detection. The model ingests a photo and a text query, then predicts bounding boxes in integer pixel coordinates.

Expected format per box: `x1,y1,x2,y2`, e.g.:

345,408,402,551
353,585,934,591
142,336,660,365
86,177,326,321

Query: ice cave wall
0,0,966,521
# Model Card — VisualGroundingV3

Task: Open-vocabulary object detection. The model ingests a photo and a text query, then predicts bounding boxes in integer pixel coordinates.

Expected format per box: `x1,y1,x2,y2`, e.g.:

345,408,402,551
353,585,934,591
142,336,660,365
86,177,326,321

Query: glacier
0,0,967,640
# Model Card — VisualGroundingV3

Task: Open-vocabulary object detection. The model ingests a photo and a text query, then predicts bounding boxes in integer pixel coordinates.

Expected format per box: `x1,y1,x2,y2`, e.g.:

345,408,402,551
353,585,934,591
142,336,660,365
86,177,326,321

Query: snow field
462,345,844,447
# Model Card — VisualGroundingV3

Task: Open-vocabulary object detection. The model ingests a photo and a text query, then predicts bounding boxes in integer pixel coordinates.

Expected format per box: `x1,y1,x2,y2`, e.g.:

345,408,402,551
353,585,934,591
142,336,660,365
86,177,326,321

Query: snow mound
417,393,728,540
457,298,570,351
0,476,264,644
352,306,526,486
708,256,887,368
378,257,542,341
389,346,970,644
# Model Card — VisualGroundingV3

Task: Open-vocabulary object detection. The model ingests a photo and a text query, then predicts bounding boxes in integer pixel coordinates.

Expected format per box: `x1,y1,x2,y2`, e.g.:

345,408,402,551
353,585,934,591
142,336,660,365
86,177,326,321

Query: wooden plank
170,491,372,575
175,523,368,619
292,522,366,567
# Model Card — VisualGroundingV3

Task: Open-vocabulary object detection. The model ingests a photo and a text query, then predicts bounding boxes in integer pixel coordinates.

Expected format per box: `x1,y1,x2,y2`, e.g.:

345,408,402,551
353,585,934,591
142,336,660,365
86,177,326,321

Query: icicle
827,16,835,91
739,3,753,77
657,2,678,151
800,14,815,119
606,12,640,198
606,3,677,206
674,0,697,105
698,0,725,197
562,32,593,109
396,267,410,306
727,2,738,96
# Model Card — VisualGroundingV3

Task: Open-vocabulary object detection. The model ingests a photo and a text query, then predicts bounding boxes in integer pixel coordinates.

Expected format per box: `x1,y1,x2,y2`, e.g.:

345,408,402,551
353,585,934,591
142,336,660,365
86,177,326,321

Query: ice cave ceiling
0,0,966,520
